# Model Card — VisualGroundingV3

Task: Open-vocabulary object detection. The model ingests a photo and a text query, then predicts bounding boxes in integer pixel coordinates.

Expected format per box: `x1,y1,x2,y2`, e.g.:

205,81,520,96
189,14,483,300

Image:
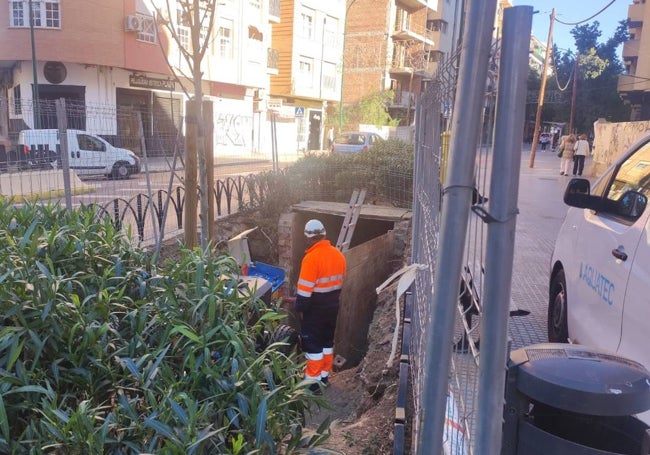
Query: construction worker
295,219,346,392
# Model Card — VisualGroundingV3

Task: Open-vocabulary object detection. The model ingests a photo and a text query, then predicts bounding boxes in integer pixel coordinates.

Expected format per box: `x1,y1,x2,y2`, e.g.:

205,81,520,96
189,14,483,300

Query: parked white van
18,129,140,179
549,132,650,422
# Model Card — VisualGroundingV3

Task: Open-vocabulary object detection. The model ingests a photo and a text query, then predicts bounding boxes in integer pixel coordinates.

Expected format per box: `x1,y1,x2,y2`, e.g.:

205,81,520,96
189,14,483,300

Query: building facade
618,0,650,120
342,0,439,128
0,0,280,157
269,0,346,153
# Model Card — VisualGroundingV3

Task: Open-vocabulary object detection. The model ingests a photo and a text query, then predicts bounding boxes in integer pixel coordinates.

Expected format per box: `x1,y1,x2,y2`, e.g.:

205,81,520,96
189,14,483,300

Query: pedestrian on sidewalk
559,134,576,176
573,134,590,176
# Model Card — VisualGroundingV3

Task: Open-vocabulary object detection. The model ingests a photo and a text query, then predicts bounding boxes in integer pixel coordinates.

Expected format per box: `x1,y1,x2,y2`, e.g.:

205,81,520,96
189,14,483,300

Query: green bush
286,138,414,206
0,200,327,454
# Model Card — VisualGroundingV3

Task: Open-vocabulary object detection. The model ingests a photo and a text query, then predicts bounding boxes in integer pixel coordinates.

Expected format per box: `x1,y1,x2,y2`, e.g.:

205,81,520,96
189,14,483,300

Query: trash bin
502,343,650,455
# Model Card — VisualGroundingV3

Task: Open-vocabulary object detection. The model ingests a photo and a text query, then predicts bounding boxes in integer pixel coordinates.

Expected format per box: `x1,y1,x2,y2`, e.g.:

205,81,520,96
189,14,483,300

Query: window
12,85,21,116
298,57,313,87
218,20,233,58
136,15,156,43
300,9,314,39
324,17,337,48
590,141,650,222
77,134,106,152
322,62,336,91
176,7,210,49
427,19,448,33
10,0,60,28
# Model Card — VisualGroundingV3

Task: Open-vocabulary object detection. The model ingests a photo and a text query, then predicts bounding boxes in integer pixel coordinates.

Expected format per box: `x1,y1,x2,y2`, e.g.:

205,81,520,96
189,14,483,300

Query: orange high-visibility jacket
295,239,346,311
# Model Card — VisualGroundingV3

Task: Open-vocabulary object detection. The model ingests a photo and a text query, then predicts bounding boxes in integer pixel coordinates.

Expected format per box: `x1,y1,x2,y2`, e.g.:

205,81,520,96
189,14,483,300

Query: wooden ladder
336,188,366,252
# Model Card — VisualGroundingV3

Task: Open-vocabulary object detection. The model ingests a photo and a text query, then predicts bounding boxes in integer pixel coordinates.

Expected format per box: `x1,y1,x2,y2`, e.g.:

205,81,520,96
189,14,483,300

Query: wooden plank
293,200,412,222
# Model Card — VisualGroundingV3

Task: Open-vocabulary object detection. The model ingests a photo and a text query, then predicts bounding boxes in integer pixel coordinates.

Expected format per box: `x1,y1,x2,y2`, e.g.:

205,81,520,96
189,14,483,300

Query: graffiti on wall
592,120,650,176
215,113,252,150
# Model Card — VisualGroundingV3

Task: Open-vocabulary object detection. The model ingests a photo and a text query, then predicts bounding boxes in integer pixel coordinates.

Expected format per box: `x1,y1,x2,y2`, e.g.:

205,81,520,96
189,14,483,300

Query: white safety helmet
304,219,326,238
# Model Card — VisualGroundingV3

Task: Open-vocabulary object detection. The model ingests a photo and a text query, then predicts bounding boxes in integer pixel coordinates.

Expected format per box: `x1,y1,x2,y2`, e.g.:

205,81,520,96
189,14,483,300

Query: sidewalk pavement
141,154,276,173
508,145,592,349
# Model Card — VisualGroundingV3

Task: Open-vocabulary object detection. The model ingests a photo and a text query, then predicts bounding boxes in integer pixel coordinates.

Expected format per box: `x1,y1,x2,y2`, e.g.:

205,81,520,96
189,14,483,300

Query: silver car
330,132,383,153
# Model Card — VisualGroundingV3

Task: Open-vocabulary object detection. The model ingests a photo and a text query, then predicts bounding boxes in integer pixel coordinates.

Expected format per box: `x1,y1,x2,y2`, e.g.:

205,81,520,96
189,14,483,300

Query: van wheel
110,162,130,180
270,324,299,355
548,269,569,343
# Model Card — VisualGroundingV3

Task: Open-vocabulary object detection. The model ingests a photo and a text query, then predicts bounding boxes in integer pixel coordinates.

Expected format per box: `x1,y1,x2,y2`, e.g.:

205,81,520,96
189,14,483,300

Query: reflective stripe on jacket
296,239,346,307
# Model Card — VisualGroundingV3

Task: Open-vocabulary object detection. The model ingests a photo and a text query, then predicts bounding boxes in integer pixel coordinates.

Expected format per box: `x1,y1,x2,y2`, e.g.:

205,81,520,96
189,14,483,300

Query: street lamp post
29,0,40,128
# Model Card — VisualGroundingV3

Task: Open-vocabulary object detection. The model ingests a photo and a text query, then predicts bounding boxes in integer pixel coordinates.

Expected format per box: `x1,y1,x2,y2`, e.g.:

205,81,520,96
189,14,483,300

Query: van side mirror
563,178,600,209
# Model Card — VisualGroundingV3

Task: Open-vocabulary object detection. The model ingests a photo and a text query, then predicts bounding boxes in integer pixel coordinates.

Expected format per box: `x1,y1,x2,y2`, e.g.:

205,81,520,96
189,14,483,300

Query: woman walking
559,134,576,176
573,134,590,176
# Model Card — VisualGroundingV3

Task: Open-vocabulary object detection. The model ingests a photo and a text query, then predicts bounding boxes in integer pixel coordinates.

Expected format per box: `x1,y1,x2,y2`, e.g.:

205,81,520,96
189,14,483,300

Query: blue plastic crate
246,262,285,293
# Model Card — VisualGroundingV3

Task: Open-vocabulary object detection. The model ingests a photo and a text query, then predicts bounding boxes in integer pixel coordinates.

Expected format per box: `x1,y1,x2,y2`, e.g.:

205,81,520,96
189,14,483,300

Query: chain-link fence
407,4,533,454
0,98,282,250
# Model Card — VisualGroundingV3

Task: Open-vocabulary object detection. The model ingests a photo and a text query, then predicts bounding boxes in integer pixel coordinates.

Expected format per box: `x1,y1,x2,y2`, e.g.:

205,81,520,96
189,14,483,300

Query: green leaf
18,218,39,250
144,345,169,388
144,415,175,439
168,398,189,426
170,325,200,343
254,397,268,448
0,395,8,440
35,260,53,280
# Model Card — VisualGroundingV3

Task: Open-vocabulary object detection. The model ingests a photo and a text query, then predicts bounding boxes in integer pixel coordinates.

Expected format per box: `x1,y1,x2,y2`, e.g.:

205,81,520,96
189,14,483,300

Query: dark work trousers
573,155,586,176
300,303,339,356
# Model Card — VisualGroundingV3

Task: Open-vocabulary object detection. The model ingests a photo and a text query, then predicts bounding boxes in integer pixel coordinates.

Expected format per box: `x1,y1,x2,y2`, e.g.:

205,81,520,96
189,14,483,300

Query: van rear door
69,131,109,176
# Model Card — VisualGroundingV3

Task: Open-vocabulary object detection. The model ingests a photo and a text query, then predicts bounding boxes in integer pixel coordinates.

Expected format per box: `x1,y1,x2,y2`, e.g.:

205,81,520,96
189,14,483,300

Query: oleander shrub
0,200,328,454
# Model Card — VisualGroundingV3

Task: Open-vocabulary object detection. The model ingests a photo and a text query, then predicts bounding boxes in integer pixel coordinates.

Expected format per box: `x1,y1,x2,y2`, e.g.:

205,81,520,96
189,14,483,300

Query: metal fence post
475,6,532,454
55,98,72,210
417,0,499,452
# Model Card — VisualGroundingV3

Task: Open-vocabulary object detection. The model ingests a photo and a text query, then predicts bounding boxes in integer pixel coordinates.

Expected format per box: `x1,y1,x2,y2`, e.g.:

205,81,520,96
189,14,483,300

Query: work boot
321,376,329,387
308,382,323,395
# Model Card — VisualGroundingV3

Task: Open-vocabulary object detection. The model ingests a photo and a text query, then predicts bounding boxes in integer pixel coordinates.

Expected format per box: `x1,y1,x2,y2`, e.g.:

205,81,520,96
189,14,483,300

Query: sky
511,0,630,53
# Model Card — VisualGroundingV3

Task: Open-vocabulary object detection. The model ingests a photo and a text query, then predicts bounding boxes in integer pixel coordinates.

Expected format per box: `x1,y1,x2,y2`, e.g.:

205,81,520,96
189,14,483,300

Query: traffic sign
295,106,305,118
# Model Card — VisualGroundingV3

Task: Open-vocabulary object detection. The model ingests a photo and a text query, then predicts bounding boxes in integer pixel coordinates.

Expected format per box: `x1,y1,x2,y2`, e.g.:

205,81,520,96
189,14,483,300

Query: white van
18,129,140,179
549,132,650,422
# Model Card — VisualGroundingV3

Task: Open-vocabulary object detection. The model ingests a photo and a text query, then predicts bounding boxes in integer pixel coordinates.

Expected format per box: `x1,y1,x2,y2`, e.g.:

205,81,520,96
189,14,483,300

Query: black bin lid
510,343,650,416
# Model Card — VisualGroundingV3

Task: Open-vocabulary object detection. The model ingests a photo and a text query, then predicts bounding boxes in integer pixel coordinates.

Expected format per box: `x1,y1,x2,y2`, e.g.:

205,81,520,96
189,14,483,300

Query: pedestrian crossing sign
295,107,305,118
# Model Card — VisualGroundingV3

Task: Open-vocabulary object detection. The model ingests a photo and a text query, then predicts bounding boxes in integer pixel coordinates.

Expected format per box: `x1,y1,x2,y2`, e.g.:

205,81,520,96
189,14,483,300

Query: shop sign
129,75,175,91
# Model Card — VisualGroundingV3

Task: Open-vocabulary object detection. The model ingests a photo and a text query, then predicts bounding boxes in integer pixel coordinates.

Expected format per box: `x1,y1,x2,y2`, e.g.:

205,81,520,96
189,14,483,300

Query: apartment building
341,0,436,127
618,0,650,120
0,0,279,156
269,0,346,152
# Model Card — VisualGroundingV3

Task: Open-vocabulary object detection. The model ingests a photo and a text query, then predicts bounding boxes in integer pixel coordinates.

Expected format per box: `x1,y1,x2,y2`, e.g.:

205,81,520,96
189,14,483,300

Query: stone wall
590,119,650,177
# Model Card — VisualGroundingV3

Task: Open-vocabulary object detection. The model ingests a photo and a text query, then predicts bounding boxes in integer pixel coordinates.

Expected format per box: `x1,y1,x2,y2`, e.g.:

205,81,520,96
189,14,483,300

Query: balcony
269,0,280,23
618,73,650,93
618,74,637,93
267,48,279,74
628,2,644,28
392,21,436,46
622,40,640,61
397,0,429,11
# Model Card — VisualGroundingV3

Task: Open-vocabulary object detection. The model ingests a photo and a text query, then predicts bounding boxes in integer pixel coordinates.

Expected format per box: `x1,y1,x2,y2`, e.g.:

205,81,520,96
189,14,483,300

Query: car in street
548,132,650,423
330,131,383,153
